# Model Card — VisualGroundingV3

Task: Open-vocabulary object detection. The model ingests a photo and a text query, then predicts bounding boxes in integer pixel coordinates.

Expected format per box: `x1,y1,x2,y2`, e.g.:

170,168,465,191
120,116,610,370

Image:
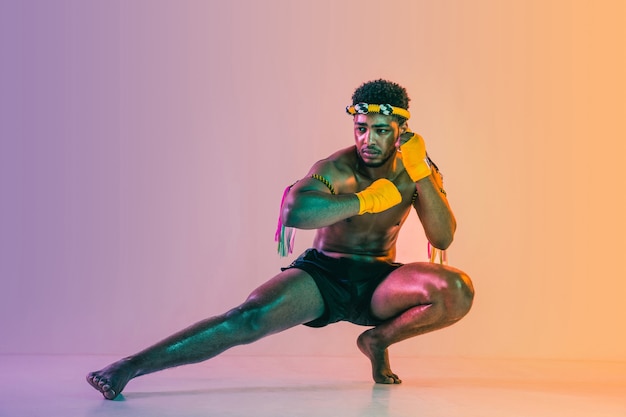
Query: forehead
353,113,398,127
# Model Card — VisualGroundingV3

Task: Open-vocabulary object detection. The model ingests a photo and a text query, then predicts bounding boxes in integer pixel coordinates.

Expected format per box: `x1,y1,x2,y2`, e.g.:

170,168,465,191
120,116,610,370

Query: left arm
399,131,456,249
413,167,456,250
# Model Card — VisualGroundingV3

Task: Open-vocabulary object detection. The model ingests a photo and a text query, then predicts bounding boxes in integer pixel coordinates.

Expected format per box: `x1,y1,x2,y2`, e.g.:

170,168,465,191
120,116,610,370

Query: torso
312,146,416,263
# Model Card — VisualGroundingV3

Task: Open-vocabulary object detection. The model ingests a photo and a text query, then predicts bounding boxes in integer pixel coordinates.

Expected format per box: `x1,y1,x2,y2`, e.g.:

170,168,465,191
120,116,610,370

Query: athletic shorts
281,248,403,327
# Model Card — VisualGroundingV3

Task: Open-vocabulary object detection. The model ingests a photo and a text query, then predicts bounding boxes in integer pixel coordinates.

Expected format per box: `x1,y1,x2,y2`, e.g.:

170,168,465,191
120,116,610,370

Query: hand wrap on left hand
399,131,431,182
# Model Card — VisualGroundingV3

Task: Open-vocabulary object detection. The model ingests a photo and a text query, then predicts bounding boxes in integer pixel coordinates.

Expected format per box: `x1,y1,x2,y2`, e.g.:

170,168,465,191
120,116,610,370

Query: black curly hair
351,79,410,124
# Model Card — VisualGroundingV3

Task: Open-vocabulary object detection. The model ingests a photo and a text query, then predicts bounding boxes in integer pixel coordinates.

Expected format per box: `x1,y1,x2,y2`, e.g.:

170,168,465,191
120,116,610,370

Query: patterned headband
345,102,410,120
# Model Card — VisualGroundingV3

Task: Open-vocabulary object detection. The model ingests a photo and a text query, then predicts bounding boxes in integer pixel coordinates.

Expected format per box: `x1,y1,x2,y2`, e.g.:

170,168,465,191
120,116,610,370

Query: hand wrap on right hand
355,178,402,215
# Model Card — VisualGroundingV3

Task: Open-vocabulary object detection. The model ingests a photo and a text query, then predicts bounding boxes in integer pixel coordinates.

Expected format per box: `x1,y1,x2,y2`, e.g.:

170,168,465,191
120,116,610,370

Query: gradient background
1,0,625,362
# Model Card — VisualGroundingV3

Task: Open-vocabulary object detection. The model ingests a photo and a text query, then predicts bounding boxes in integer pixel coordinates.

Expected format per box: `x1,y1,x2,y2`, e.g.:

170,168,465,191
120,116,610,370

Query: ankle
120,356,143,378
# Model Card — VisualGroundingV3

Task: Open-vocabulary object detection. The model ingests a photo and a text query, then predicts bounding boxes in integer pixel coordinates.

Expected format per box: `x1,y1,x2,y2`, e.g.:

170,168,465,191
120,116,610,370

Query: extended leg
86,268,324,399
358,262,474,384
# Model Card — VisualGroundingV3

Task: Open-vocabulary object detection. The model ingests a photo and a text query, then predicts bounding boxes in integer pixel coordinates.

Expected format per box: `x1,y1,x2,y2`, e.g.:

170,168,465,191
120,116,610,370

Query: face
353,113,405,168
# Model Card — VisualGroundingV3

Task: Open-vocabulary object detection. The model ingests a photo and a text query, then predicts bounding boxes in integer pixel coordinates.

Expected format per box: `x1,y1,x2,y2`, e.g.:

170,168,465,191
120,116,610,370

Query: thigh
244,267,326,331
369,262,467,320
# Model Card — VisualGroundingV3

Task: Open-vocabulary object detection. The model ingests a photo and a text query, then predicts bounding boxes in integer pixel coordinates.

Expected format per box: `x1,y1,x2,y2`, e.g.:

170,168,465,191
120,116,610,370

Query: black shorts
281,249,403,327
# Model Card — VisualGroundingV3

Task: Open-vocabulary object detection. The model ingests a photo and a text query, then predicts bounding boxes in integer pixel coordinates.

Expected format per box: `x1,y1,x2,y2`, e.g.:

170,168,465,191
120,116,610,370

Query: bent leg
86,268,324,399
358,262,474,384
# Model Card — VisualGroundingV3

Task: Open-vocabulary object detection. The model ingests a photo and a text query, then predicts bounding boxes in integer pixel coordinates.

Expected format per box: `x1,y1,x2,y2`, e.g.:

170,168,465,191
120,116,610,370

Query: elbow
281,206,297,228
279,189,299,228
282,205,318,230
431,219,456,250
281,203,304,228
431,239,452,251
430,233,454,250
280,191,315,229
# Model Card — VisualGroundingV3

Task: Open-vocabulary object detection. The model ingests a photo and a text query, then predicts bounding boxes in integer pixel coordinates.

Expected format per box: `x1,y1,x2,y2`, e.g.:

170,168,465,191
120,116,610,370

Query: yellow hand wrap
355,178,402,215
399,132,431,182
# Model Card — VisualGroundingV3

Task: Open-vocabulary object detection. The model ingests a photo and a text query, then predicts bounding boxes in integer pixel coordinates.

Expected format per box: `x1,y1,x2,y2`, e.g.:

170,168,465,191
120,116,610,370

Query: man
87,79,474,400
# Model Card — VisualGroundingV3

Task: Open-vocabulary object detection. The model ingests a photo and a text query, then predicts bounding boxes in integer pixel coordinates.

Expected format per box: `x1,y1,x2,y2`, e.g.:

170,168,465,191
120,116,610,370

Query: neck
355,149,398,180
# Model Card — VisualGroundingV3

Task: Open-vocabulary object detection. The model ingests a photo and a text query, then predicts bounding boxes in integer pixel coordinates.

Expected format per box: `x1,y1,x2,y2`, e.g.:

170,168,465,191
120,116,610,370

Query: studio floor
1,354,624,417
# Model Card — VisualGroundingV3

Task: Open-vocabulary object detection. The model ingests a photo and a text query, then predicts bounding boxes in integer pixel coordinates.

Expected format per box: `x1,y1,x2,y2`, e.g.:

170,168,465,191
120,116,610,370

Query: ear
397,122,414,147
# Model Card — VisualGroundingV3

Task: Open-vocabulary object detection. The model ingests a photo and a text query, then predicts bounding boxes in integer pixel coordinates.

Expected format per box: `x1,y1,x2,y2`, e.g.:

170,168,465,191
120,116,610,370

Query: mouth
361,148,380,158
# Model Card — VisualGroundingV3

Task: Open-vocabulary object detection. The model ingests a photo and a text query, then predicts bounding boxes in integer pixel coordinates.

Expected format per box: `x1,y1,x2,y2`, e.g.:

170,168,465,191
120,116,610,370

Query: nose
366,130,376,145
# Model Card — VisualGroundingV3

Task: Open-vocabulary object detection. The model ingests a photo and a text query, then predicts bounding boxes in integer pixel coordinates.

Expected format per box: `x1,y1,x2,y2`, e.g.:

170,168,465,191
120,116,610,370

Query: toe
103,389,117,400
87,375,100,389
378,375,395,384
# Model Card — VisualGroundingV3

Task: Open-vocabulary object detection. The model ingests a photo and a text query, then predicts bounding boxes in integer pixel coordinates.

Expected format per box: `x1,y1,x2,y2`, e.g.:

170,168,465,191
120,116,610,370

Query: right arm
281,159,403,230
281,161,360,230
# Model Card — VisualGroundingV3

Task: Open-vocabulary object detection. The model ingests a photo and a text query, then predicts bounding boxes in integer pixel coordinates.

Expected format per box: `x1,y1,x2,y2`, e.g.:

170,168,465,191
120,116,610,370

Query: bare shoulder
309,146,356,190
298,146,357,193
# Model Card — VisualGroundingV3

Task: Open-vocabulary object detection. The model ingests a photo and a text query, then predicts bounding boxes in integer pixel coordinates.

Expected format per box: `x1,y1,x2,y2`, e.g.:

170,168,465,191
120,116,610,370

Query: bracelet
311,174,336,195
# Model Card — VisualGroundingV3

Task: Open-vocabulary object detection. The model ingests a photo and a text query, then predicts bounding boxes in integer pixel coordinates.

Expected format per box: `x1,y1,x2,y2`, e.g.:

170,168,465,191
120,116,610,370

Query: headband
345,102,411,120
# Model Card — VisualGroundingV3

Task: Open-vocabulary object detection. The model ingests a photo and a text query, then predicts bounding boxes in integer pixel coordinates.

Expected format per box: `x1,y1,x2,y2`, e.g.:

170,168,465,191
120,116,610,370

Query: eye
377,129,388,134
356,127,367,133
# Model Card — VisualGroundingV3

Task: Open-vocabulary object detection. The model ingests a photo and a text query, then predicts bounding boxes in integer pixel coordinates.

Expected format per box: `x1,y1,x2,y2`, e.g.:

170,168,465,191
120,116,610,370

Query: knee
224,301,270,344
443,270,474,321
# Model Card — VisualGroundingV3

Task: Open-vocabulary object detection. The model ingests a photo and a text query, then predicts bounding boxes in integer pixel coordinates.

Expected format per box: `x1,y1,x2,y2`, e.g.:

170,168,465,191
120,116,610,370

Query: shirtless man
87,79,474,400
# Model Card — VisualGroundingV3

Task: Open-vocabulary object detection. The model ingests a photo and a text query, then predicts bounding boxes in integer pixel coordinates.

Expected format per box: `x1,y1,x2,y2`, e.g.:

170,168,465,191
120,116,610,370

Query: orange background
1,0,625,361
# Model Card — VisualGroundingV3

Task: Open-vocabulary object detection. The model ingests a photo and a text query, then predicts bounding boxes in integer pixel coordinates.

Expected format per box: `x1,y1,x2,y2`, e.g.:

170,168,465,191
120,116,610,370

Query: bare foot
86,358,138,400
357,330,401,384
